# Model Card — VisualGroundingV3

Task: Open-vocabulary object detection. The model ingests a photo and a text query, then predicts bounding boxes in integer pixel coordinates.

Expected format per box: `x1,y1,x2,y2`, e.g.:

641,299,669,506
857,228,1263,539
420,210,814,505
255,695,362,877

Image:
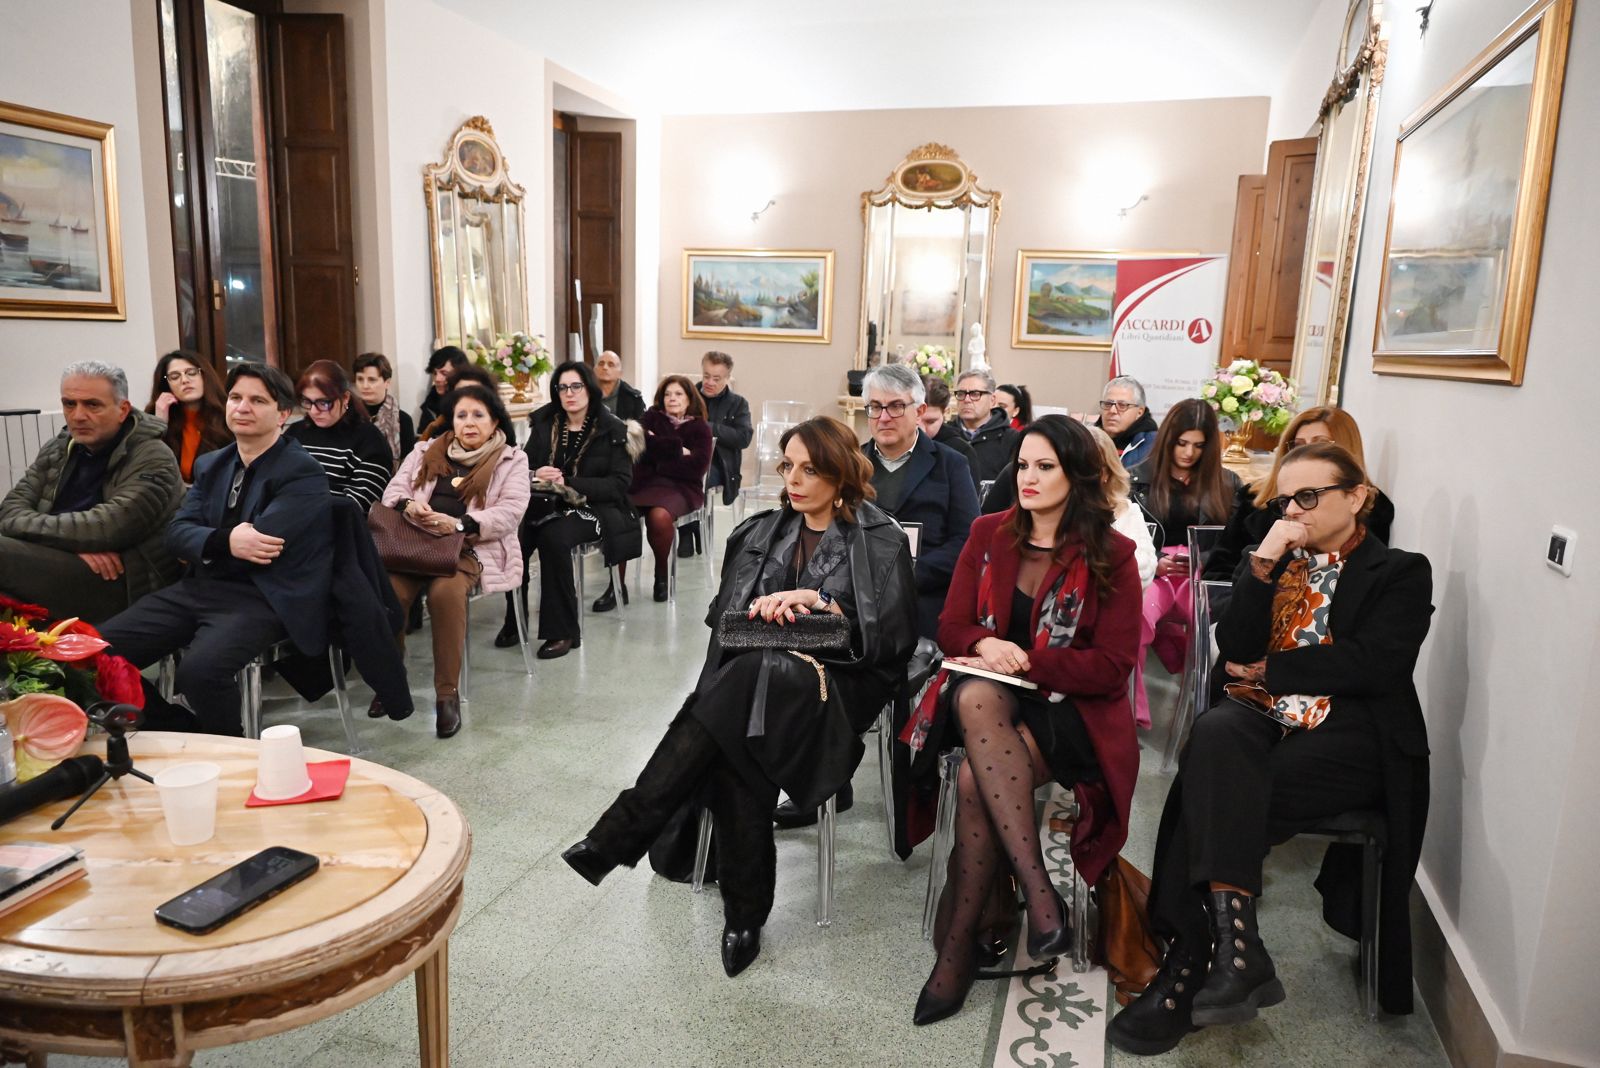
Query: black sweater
285,418,394,513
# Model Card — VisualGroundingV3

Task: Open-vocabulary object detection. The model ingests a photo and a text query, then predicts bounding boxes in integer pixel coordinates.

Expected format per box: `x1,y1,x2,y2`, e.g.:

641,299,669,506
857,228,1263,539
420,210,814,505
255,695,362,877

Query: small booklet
942,656,1040,690
0,841,86,920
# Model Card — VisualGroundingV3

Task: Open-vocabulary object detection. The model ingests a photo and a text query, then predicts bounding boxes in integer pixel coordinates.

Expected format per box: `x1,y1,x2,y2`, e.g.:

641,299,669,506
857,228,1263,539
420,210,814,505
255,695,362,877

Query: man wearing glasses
98,364,333,736
0,361,184,623
950,368,1018,484
1095,375,1159,468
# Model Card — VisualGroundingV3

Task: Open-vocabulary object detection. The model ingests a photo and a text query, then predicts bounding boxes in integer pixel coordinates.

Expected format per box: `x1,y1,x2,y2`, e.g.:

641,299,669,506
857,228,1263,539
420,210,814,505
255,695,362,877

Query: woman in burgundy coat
910,414,1141,1025
626,374,714,601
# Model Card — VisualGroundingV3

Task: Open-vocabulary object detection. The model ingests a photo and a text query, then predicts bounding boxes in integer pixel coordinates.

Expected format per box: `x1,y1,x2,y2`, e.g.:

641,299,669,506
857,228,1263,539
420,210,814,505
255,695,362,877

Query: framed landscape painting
0,101,124,320
1012,251,1118,350
1372,0,1572,384
683,249,833,343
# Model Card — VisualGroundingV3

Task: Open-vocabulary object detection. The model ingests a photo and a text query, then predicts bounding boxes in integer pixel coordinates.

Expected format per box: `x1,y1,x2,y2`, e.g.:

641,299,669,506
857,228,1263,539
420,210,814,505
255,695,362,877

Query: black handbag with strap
714,609,850,653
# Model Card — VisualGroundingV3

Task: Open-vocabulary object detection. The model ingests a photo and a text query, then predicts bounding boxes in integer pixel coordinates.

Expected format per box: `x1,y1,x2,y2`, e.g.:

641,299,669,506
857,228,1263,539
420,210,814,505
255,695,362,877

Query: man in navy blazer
100,363,332,736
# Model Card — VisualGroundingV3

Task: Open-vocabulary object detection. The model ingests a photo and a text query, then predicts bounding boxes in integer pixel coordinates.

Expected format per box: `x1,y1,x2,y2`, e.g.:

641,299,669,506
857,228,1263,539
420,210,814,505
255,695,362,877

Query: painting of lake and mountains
1017,255,1117,349
684,251,832,342
0,131,102,293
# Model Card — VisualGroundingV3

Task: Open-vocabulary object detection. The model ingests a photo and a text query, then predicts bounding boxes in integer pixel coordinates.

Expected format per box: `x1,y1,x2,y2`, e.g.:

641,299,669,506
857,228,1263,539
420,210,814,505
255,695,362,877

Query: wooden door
569,128,621,360
1220,174,1266,364
1247,136,1317,371
269,14,356,379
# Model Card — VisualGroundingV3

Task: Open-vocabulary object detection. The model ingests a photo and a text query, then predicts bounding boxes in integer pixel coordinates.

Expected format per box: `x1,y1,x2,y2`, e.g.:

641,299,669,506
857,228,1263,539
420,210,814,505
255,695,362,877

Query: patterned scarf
414,429,506,508
1226,525,1365,730
372,393,401,464
902,543,1090,754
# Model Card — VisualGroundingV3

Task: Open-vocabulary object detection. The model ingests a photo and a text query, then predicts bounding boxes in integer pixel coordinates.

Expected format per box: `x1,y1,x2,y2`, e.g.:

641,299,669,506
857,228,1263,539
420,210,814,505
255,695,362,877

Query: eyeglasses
165,368,203,383
1269,484,1353,515
300,397,337,412
554,383,586,395
865,400,912,419
952,389,991,401
1098,400,1139,413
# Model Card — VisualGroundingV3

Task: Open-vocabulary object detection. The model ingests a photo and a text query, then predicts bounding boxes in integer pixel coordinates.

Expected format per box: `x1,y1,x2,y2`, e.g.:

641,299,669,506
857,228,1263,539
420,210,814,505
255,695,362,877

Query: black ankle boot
1107,945,1207,1056
591,583,619,612
561,838,619,886
1190,890,1285,1026
721,925,761,977
653,576,669,602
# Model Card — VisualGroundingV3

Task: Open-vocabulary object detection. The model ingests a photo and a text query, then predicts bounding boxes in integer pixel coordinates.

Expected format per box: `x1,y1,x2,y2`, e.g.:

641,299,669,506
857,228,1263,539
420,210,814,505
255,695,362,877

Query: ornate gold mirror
857,144,1000,370
1290,0,1387,405
424,116,529,347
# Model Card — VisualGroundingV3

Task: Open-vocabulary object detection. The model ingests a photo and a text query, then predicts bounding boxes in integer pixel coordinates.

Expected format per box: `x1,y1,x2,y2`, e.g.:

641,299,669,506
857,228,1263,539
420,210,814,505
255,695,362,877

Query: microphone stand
51,704,154,831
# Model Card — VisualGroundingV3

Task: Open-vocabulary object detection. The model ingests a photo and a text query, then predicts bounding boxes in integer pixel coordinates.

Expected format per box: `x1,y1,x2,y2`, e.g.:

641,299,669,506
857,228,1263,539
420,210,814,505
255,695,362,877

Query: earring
833,498,842,510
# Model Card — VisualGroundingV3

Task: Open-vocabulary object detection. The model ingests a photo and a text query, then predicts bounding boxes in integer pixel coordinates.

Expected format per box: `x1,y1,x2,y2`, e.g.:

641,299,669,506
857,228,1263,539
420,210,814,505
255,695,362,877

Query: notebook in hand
0,841,86,919
942,656,1040,690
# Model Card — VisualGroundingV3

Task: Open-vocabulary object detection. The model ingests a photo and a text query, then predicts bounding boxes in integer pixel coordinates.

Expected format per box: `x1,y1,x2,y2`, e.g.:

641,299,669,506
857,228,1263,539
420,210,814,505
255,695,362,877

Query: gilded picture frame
1371,0,1572,385
683,249,833,344
1011,251,1119,351
0,101,125,320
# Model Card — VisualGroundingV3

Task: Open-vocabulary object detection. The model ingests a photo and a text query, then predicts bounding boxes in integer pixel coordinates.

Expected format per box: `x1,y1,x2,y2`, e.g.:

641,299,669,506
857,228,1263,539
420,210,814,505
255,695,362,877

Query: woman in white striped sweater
286,360,393,513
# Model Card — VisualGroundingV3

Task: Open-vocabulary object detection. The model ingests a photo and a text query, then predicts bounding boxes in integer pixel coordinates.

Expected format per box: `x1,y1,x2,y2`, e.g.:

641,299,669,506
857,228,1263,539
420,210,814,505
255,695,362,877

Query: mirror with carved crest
857,145,1001,371
424,116,530,347
1290,0,1387,405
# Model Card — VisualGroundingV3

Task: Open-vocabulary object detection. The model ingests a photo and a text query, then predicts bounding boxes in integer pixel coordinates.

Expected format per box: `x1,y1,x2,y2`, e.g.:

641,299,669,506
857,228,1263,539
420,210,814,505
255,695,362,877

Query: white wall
1264,0,1350,144
1332,0,1600,1062
1,0,165,410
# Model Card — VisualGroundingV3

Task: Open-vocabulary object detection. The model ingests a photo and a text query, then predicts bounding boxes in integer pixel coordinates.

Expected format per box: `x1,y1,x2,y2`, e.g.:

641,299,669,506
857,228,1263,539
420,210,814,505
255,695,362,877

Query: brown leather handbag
1096,855,1163,1005
367,503,463,578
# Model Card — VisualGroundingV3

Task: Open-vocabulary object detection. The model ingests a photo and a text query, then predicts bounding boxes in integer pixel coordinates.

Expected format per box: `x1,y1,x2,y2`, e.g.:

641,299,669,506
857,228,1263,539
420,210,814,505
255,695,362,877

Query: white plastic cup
254,724,313,801
155,761,222,846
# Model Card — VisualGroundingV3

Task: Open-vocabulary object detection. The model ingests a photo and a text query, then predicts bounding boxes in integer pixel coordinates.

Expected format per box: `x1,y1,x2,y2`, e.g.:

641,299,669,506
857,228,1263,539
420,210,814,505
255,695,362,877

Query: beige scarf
414,429,506,507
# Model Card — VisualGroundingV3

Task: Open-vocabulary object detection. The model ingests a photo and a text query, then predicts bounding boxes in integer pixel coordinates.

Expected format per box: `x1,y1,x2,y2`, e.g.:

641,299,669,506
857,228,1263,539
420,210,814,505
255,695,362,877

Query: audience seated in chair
145,350,233,483
594,349,647,422
1109,441,1433,1056
286,359,393,513
0,361,184,625
949,369,1017,484
911,415,1141,1026
498,360,641,659
98,363,332,736
562,416,916,979
995,383,1033,430
623,375,714,602
1127,399,1241,728
353,352,417,471
1205,406,1396,584
379,384,529,738
1095,375,1159,470
918,376,980,492
679,350,753,558
417,345,468,436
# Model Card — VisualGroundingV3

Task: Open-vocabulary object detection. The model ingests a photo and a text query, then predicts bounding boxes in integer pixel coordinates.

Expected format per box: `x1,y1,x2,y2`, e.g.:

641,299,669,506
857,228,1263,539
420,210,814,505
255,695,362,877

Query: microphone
0,755,105,827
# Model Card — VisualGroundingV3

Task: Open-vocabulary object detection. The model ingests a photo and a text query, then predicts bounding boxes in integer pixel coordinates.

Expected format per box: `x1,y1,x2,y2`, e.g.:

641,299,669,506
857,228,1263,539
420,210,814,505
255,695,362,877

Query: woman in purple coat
625,375,714,601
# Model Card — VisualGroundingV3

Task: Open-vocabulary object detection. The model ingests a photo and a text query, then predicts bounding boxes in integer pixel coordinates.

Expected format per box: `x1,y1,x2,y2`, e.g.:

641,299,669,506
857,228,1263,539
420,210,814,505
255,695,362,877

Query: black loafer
493,620,521,648
561,839,618,887
435,695,461,739
721,926,761,977
773,783,853,829
591,585,618,612
653,578,669,602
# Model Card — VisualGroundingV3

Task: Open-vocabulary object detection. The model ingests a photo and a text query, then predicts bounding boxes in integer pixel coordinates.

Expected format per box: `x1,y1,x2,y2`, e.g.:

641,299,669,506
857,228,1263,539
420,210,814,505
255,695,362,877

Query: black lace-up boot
1106,944,1206,1056
1190,890,1285,1026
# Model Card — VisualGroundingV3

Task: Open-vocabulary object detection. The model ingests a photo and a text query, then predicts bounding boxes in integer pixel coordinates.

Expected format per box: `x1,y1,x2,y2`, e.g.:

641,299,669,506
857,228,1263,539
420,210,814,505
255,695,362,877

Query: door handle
211,278,224,310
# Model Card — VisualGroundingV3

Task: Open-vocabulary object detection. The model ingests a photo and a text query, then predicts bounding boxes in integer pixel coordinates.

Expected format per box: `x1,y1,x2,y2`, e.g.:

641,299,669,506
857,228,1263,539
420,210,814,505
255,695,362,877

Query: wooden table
0,733,470,1067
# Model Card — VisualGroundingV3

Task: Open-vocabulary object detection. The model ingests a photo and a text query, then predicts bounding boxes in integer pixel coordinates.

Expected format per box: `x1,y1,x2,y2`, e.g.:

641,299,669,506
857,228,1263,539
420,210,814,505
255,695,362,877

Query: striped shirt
285,418,393,513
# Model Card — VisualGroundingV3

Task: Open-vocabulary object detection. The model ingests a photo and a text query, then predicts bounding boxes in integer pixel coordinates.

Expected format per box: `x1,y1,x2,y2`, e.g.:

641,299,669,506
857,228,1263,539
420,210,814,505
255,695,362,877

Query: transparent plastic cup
155,762,221,846
254,724,312,801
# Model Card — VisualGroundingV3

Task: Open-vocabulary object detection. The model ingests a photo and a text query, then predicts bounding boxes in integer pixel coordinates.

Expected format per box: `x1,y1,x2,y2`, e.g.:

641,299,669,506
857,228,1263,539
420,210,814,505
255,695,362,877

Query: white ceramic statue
966,323,988,369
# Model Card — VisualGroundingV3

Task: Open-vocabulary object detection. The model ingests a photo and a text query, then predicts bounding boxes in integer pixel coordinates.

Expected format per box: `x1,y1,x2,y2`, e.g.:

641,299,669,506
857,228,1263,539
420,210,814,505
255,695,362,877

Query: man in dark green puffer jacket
0,361,184,623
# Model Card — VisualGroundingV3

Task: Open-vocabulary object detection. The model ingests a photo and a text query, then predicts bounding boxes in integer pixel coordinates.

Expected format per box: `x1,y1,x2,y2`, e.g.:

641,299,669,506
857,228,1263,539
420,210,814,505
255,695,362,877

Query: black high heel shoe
652,577,669,602
721,926,761,977
561,839,618,886
1026,887,1073,960
913,972,975,1026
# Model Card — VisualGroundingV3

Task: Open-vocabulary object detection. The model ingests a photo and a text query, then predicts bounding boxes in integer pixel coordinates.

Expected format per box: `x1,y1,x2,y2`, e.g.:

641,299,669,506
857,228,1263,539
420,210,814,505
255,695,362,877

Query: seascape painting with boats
0,131,101,293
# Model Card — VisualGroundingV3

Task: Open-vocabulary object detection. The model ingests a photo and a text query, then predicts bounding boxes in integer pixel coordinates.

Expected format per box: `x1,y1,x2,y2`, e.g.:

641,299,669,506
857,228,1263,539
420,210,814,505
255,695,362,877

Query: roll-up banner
1108,255,1228,418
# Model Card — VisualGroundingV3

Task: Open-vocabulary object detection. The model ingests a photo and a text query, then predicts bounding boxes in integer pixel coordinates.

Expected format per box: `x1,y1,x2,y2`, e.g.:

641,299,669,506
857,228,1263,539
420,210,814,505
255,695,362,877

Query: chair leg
877,705,897,860
610,564,625,616
922,748,966,941
690,808,714,893
328,646,361,756
511,587,535,677
816,793,837,927
1071,860,1092,972
1360,836,1382,1020
1161,647,1197,773
157,655,177,701
459,595,471,711
703,505,717,581
668,527,679,602
238,658,263,740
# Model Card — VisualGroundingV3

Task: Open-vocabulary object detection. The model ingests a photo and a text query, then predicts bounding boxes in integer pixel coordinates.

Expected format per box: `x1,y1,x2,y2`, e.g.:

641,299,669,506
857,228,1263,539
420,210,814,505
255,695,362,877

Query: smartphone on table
154,846,320,935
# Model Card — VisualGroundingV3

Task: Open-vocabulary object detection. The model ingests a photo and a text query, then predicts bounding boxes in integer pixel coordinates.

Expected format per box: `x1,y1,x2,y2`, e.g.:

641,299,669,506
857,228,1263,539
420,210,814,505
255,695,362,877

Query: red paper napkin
245,759,351,807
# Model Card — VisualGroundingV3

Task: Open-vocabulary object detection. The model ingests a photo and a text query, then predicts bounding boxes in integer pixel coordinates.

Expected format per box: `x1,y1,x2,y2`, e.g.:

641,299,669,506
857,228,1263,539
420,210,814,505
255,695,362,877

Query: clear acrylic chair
760,400,811,425
236,640,361,754
460,583,533,712
1161,524,1228,772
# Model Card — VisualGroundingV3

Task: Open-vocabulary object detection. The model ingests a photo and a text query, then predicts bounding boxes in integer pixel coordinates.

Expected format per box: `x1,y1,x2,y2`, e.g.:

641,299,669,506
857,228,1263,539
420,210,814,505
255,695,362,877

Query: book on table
0,841,86,919
941,656,1040,690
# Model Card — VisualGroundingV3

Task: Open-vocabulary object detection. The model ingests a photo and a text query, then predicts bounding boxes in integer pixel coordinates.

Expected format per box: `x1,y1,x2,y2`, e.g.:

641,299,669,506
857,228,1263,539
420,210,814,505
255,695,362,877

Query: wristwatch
454,518,466,533
815,590,834,610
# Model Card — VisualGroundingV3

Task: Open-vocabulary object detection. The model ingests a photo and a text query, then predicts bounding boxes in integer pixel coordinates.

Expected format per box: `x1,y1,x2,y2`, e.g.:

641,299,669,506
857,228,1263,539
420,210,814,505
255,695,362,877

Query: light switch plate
1547,526,1576,576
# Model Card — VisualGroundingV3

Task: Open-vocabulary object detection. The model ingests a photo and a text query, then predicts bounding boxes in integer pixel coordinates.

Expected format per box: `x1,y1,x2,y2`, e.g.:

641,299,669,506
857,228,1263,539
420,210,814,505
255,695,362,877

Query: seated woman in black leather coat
562,416,917,977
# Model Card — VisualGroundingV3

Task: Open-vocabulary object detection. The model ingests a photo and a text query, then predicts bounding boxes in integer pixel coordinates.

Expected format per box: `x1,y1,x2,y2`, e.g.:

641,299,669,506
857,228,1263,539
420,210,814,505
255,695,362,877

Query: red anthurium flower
0,620,41,653
34,619,109,662
0,594,49,621
59,619,103,639
93,653,146,710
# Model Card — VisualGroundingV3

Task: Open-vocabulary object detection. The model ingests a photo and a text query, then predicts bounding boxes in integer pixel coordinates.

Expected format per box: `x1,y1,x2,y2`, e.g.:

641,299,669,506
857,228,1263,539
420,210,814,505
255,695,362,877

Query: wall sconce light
1416,1,1434,37
751,199,776,222
1117,193,1150,218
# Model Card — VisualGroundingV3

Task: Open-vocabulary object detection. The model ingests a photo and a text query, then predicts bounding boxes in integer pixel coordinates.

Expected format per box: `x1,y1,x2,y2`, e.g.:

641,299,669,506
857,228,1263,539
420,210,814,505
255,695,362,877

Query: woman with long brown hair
910,414,1141,1025
1127,399,1241,727
145,350,232,482
562,417,917,978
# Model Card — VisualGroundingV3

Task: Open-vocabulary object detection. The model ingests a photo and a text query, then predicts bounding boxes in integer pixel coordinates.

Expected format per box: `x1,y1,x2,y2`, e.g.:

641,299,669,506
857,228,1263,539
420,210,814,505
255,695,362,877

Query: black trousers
0,534,131,624
1149,699,1383,952
509,513,602,641
99,576,287,737
587,714,779,929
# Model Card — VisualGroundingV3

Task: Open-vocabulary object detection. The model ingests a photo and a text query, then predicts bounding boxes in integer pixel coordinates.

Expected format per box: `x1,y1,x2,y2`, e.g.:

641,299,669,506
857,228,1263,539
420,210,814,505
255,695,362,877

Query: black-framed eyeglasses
227,466,246,509
300,396,337,412
952,389,991,401
865,400,912,419
554,383,586,395
1099,400,1139,413
165,367,203,383
1269,484,1353,514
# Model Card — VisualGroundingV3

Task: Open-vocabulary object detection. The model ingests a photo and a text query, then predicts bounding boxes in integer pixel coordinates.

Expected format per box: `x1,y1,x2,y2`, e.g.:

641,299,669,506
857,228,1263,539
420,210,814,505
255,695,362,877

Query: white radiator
1,409,65,496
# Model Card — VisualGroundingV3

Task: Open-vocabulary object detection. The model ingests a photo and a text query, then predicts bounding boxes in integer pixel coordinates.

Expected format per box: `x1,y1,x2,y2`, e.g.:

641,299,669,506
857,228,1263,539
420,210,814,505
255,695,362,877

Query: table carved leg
0,1039,45,1067
415,942,449,1067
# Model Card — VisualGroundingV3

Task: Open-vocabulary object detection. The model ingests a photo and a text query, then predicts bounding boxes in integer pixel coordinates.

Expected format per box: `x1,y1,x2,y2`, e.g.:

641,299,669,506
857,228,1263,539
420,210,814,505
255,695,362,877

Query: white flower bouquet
1201,360,1297,437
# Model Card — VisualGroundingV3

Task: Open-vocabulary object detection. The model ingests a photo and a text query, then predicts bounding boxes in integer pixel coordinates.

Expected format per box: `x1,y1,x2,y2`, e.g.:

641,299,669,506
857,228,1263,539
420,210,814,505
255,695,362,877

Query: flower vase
1225,424,1253,460
511,373,533,404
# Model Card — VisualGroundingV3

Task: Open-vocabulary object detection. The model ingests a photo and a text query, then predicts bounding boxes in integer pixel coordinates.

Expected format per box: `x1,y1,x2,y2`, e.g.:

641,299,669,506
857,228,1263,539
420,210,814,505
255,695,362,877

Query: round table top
0,732,469,1006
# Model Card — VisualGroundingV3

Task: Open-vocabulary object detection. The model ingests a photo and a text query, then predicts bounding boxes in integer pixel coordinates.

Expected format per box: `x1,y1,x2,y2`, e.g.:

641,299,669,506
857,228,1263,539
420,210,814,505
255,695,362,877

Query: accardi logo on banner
1109,255,1228,418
